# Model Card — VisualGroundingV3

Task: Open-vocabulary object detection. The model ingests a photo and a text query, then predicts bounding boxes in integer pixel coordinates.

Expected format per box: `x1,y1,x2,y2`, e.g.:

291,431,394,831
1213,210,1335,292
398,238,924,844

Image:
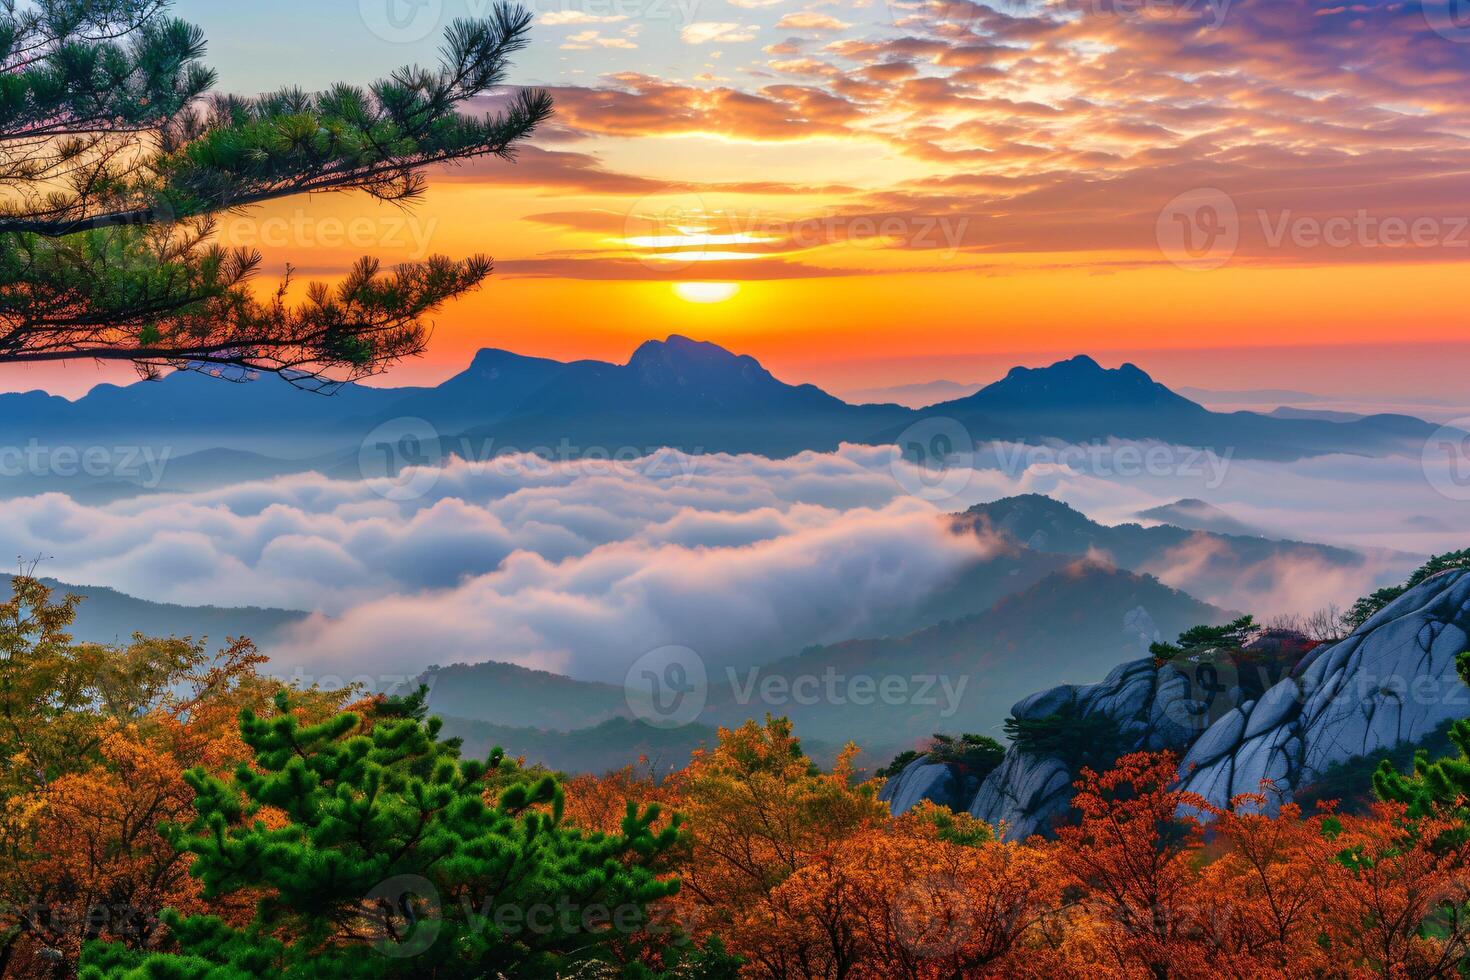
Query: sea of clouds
2,440,1465,683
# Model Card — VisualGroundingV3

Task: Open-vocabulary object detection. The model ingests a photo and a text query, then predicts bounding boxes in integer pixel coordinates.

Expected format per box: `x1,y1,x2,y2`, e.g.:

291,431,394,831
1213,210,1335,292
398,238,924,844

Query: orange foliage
669,718,885,951
0,578,357,978
1320,802,1470,976
2,721,205,972
556,737,1470,979
769,819,1058,978
562,758,679,837
1054,751,1217,977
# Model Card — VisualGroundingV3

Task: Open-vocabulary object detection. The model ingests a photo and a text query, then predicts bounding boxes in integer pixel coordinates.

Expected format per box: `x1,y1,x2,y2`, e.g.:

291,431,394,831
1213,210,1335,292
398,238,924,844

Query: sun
673,282,740,304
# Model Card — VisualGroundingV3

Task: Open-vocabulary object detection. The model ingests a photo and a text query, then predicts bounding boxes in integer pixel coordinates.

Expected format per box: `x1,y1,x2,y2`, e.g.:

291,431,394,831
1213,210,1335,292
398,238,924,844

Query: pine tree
1373,650,1470,846
78,689,701,979
1,0,552,387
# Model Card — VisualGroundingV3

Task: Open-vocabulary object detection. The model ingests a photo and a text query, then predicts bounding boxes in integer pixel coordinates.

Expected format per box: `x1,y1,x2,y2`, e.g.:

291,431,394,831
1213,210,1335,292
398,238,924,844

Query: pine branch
0,0,552,383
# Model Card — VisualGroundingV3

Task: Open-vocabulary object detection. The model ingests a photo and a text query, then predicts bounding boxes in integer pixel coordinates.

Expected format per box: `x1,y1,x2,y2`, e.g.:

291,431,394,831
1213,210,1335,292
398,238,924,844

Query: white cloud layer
4,441,1466,683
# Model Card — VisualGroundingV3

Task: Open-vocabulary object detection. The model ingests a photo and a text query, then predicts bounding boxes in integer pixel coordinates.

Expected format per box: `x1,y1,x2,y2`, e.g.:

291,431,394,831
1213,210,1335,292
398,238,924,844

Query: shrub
1341,548,1470,631
876,733,1006,782
1003,702,1128,773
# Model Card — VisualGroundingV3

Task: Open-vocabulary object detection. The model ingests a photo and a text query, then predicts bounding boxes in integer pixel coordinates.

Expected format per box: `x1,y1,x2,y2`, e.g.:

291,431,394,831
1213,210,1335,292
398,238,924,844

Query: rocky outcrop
884,569,1470,840
878,762,969,814
963,656,1208,838
1178,569,1470,809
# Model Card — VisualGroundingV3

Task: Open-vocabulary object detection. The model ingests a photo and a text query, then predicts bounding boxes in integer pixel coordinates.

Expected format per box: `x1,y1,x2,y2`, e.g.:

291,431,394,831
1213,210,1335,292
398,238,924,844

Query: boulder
878,760,963,813
1180,707,1245,770
963,657,1200,839
895,569,1470,837
1179,569,1470,809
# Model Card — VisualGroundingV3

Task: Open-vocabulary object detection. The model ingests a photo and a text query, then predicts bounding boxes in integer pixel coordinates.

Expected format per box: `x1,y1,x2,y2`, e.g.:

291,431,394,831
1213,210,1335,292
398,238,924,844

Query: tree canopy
0,0,552,387
80,687,700,979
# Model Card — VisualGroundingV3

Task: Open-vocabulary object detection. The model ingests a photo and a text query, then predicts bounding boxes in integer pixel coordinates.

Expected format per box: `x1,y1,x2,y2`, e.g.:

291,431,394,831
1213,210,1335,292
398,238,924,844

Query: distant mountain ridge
408,492,1397,761
1136,498,1265,537
0,574,304,648
954,493,1379,609
912,355,1446,460
953,355,1204,415
0,339,1451,500
958,494,1358,566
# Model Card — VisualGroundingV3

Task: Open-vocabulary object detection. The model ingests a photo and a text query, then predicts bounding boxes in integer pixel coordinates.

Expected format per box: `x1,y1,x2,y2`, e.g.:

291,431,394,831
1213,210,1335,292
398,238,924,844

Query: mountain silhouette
957,355,1206,415
0,340,1451,481
908,354,1446,459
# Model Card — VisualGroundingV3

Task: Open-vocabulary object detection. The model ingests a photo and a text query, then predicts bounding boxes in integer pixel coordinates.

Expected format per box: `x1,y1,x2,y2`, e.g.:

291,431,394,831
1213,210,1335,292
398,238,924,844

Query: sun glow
673,282,740,303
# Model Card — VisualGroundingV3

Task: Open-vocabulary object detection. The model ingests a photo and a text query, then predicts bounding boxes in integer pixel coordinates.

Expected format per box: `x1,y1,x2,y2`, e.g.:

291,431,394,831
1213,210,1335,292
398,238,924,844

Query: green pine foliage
1148,614,1257,662
875,749,920,779
1373,651,1470,847
1342,549,1470,633
79,689,708,979
1,0,552,386
924,732,1005,773
876,733,1004,780
1004,701,1128,773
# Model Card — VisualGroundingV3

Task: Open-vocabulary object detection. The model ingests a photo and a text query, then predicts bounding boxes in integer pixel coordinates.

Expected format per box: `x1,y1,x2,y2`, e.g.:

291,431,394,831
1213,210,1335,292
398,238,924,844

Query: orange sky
7,0,1470,400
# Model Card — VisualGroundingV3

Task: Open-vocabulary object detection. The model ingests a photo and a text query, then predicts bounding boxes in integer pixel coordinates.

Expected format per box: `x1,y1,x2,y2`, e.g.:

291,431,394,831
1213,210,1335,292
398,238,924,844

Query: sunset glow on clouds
7,0,1470,398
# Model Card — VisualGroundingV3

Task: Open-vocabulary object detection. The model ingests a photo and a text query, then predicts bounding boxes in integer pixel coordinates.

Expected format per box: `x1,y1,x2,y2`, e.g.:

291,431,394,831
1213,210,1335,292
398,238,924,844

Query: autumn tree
1,0,552,386
1054,752,1214,978
80,688,701,979
1050,750,1470,978
770,802,1056,979
563,758,682,839
1192,796,1340,976
670,716,887,977
0,576,349,977
1320,803,1470,976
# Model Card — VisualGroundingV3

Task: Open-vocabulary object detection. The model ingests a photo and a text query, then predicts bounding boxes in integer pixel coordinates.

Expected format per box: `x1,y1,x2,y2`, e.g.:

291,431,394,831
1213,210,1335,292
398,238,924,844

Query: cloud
540,11,628,24
492,0,1470,272
429,145,665,194
681,22,757,44
774,12,851,30
1137,534,1399,620
274,499,993,681
561,30,638,50
8,438,1464,684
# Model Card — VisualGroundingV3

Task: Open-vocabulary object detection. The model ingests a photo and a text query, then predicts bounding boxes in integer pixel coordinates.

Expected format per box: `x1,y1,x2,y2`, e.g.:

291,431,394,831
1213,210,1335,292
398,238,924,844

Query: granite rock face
884,570,1470,839
965,657,1207,839
877,762,967,814
1177,569,1470,809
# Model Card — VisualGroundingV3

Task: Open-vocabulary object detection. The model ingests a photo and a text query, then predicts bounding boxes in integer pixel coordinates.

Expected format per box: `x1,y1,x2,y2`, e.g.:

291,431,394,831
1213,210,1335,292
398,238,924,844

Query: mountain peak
1135,498,1264,537
956,494,1101,550
628,335,746,369
468,347,520,369
624,335,778,393
971,355,1203,414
